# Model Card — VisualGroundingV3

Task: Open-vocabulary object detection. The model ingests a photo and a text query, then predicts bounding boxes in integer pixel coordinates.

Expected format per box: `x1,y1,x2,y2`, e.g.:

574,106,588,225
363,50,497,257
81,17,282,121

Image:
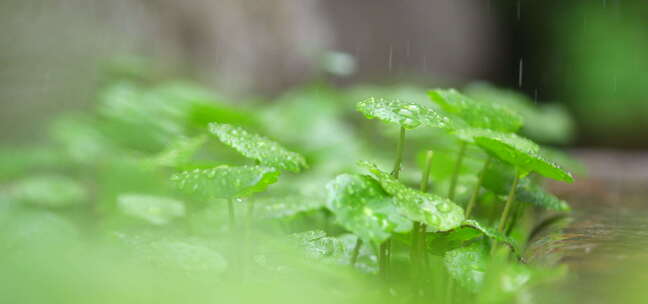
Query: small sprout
428,89,523,133
209,123,307,173
326,174,412,245
117,194,186,225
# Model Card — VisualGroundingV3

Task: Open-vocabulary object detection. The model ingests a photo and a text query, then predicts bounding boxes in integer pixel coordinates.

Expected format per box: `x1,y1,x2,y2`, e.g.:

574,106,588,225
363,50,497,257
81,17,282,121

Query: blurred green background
1,0,647,147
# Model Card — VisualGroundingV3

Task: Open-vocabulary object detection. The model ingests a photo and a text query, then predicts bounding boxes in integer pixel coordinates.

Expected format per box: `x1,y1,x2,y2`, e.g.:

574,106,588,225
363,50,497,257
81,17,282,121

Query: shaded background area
1,0,647,147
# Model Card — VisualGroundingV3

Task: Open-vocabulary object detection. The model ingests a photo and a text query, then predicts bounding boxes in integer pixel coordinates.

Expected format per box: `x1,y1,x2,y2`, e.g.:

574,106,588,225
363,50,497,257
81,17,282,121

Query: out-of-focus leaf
326,174,412,245
11,175,87,208
1,210,79,251
320,51,356,76
209,123,307,173
49,114,112,164
428,89,523,132
147,135,207,168
482,159,571,211
254,195,325,219
117,194,186,225
444,243,488,293
457,129,573,182
465,83,576,144
356,97,457,130
479,256,567,304
98,81,251,152
171,165,279,199
116,234,227,273
359,161,464,232
0,147,65,181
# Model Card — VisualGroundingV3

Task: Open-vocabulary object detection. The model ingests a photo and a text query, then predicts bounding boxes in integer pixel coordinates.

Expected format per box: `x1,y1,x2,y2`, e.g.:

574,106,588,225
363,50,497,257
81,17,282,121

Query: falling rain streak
388,45,393,72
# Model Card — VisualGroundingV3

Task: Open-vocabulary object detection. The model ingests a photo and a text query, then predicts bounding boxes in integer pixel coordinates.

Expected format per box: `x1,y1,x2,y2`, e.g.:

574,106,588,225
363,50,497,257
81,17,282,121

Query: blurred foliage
0,60,589,304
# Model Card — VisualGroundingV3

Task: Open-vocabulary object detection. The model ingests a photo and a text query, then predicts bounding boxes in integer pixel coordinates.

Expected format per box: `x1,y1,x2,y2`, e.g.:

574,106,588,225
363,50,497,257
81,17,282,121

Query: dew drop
436,202,451,213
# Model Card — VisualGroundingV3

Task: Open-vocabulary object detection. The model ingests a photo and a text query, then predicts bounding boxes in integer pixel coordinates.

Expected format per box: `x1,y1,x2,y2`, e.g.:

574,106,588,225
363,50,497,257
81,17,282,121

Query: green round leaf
482,160,571,211
208,123,307,173
359,161,464,232
117,194,186,225
11,175,87,208
458,129,573,182
326,174,412,245
428,89,523,132
171,165,280,199
356,97,457,130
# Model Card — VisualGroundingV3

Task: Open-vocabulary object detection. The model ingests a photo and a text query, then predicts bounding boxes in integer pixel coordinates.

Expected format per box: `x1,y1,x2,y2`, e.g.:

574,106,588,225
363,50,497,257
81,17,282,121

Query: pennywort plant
321,87,573,299
355,97,456,275
172,123,307,231
0,68,579,304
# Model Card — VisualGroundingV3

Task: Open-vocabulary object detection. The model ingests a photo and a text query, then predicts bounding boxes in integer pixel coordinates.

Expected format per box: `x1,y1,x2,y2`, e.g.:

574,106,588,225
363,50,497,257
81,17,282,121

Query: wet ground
538,150,648,303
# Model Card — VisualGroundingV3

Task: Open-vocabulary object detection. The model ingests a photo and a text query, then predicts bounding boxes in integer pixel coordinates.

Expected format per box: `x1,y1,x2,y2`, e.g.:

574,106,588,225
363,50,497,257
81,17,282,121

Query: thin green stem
350,238,363,266
380,126,406,279
465,156,492,218
420,150,434,193
391,127,406,178
410,150,434,271
448,142,467,201
497,172,520,232
379,241,389,279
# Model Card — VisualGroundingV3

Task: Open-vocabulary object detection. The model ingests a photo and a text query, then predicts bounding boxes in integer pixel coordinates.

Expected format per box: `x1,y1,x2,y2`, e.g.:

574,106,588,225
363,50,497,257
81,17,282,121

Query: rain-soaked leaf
326,174,412,245
356,97,457,130
457,129,573,182
482,160,571,211
444,243,488,293
428,89,523,132
10,175,87,208
117,194,186,225
171,165,279,199
359,161,464,232
208,123,307,173
147,135,207,168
